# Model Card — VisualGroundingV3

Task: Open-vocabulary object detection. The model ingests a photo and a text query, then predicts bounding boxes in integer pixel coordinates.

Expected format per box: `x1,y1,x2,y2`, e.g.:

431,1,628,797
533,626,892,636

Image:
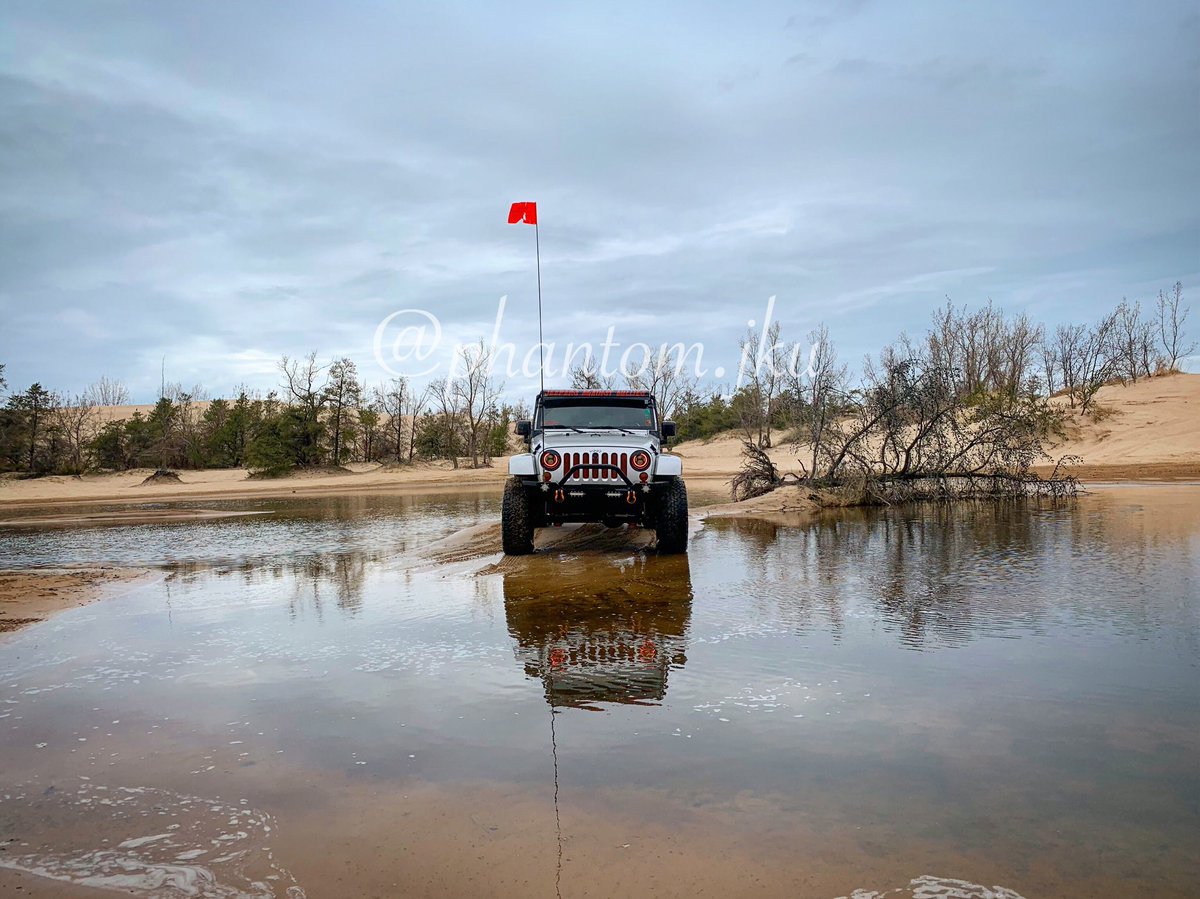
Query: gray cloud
1,0,1197,400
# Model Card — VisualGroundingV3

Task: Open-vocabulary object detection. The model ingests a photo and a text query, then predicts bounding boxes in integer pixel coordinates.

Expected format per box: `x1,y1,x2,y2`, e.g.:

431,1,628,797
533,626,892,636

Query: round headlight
630,450,652,471
540,450,561,471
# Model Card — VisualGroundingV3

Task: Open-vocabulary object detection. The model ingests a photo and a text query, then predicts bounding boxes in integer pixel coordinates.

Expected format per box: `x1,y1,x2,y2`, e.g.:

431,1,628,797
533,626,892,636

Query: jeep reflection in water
502,389,688,555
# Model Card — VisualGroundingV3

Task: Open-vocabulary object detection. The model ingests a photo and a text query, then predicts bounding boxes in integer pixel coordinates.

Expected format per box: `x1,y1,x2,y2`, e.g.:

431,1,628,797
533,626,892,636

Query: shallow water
0,486,1197,898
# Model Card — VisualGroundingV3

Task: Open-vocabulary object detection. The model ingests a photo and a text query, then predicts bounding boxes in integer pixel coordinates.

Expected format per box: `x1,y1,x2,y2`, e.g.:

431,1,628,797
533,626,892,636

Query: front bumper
518,478,668,523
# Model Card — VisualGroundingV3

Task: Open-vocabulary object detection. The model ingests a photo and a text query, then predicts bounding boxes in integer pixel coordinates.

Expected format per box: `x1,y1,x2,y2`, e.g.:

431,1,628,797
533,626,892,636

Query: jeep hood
532,432,656,453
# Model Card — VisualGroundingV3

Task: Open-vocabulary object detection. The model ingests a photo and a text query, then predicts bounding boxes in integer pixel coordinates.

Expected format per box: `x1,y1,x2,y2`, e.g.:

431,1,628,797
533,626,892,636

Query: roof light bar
540,389,652,398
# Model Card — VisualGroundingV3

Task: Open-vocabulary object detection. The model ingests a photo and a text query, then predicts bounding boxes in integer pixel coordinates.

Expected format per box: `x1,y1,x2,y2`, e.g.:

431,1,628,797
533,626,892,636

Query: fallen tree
739,342,1079,505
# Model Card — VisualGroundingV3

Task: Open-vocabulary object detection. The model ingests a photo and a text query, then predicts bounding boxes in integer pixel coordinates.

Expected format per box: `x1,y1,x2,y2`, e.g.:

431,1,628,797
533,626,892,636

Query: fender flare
654,453,683,478
508,453,536,477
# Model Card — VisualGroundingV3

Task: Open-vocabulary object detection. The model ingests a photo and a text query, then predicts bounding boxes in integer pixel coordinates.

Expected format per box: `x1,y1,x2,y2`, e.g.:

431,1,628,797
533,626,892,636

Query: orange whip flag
508,201,538,225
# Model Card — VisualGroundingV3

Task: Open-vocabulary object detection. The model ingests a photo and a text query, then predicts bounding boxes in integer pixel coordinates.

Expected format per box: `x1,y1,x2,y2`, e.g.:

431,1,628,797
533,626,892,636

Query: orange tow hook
625,489,637,505
554,488,565,503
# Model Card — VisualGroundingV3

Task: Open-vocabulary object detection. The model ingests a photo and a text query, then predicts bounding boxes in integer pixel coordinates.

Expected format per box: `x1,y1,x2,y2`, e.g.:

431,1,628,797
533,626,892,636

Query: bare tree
1053,323,1085,408
49,391,96,473
453,340,504,468
1112,299,1162,384
624,346,696,424
279,352,329,466
1039,339,1059,397
1156,281,1194,372
282,352,326,413
927,299,961,378
788,324,848,480
568,350,617,389
1000,312,1042,400
377,377,410,462
758,322,783,447
1054,312,1119,412
954,302,987,396
160,382,207,404
404,382,430,464
427,377,464,467
928,299,1042,400
735,321,783,447
86,376,130,407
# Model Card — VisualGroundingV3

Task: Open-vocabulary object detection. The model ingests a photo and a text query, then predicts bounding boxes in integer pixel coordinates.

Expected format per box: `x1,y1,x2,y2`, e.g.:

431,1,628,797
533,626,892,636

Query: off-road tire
654,478,689,554
501,477,536,555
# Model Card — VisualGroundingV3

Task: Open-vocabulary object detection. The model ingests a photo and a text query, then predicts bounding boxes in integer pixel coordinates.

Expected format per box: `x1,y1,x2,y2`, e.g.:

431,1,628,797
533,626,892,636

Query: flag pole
535,220,544,396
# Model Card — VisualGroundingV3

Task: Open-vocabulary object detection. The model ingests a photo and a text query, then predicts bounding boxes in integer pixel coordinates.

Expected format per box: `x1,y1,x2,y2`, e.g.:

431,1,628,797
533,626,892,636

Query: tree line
0,342,517,477
673,281,1193,449
0,283,1190,480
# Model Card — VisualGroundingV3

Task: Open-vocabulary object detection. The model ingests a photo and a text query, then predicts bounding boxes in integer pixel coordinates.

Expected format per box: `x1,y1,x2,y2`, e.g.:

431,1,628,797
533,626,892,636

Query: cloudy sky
1,1,1197,401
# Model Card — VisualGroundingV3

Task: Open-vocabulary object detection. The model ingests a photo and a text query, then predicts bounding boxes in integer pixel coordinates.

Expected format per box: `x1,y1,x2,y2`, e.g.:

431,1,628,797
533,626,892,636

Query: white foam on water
692,676,859,719
119,833,175,849
0,781,305,898
835,874,1029,899
353,636,506,675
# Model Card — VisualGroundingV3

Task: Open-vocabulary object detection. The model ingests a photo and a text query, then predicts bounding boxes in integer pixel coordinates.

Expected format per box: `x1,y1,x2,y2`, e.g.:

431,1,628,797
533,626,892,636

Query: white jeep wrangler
503,389,688,555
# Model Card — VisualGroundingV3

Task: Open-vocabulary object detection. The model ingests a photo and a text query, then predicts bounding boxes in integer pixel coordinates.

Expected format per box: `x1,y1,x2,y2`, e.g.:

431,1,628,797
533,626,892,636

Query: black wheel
654,478,688,554
501,477,536,555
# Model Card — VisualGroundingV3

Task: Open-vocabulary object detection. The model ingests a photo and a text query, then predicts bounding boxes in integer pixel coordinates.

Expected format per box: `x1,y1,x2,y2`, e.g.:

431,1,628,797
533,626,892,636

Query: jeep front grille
562,451,629,483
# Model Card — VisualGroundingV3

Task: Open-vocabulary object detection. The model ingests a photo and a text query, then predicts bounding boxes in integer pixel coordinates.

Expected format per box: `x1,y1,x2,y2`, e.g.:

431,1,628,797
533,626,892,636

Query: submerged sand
0,567,153,634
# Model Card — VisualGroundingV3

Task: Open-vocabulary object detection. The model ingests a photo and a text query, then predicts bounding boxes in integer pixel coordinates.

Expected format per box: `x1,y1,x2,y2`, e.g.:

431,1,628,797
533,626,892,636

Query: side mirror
661,420,676,439
515,420,532,437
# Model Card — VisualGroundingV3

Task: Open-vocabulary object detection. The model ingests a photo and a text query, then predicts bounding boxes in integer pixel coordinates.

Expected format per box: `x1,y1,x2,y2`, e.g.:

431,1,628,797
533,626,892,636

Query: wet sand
1030,461,1200,481
699,483,824,525
0,869,105,898
0,718,1173,899
424,520,659,570
0,568,152,634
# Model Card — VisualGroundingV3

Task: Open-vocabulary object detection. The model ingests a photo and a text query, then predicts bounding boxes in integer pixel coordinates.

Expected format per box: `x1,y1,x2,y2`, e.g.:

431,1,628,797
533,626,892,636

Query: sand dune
1044,371,1200,475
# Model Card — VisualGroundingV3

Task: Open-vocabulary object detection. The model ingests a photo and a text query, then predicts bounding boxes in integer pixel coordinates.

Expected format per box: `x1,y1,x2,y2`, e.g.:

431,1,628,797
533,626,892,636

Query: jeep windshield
538,399,656,431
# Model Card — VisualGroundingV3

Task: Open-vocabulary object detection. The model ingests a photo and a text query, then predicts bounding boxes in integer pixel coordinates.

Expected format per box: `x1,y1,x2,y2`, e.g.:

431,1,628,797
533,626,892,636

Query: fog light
639,472,648,482
543,472,552,482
